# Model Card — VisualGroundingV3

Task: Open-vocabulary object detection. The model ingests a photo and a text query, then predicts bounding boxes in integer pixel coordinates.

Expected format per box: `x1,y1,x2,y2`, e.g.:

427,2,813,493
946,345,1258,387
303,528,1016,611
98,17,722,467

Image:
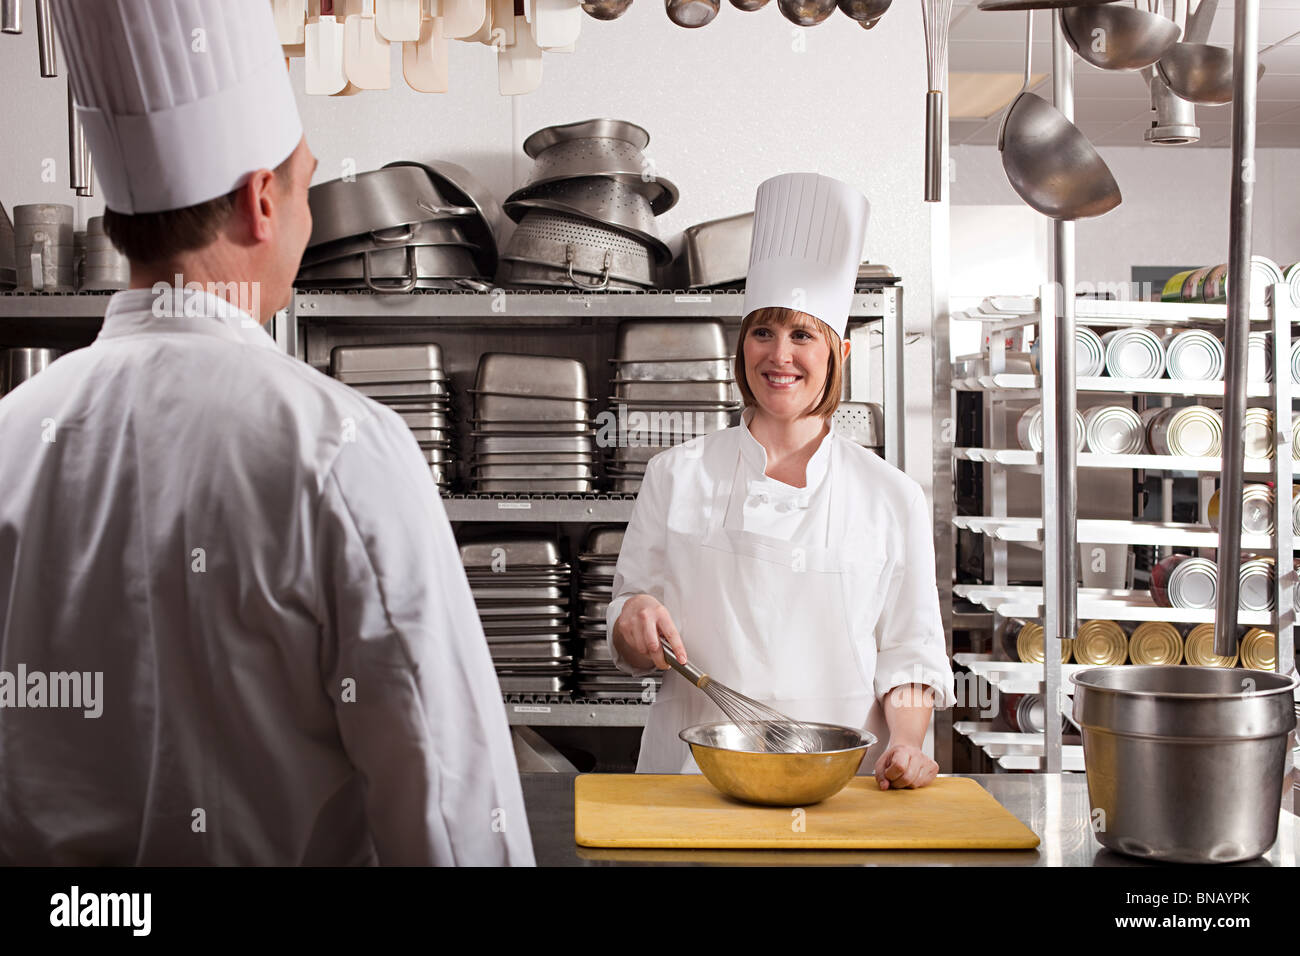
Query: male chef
0,0,533,866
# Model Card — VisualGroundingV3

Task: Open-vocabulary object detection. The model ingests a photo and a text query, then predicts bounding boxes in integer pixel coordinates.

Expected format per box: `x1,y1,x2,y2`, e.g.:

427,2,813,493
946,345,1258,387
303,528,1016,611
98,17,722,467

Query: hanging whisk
660,639,823,754
921,0,955,202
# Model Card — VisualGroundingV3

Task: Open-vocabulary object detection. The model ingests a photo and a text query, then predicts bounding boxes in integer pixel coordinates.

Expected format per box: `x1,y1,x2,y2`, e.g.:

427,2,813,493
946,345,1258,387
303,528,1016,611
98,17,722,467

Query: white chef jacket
607,411,955,756
0,288,533,866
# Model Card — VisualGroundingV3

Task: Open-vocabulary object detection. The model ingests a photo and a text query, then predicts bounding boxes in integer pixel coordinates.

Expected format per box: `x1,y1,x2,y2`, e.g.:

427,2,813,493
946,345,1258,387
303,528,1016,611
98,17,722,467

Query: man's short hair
102,152,295,265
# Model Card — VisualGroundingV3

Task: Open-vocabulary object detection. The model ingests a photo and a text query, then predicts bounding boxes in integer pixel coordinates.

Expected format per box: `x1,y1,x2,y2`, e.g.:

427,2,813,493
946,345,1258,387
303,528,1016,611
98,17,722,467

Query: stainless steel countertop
522,773,1300,866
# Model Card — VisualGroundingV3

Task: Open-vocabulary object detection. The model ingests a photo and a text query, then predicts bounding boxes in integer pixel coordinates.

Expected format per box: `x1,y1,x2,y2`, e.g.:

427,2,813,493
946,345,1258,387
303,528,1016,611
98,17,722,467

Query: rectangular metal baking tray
608,358,733,381
583,526,625,555
474,434,595,454
471,463,597,479
496,677,571,693
614,320,728,362
475,352,590,398
473,478,597,493
488,641,573,660
459,537,564,567
611,379,739,403
470,585,568,601
349,380,451,400
329,343,445,376
472,393,594,422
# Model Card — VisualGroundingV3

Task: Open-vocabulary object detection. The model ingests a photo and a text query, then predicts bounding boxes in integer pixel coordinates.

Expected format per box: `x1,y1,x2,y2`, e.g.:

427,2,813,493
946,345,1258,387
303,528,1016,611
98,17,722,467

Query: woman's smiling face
742,310,834,421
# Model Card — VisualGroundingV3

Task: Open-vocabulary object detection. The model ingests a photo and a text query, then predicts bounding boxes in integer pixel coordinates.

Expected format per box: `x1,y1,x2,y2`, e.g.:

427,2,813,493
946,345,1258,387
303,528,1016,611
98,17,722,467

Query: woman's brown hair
734,307,845,420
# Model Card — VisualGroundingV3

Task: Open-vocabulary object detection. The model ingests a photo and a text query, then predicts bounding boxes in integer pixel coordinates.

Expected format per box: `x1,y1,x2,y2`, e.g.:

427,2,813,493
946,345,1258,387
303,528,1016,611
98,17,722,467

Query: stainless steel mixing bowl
1072,666,1298,864
680,721,875,806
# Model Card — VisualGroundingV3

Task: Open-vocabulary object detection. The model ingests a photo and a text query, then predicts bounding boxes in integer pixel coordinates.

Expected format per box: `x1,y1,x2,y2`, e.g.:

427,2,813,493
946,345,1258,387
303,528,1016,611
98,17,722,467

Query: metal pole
1214,0,1259,658
1046,10,1078,776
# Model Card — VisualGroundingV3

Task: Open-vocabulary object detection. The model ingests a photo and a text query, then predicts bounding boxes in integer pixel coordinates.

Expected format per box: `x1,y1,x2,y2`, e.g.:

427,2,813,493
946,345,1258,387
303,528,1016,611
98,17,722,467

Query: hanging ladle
999,10,1122,221
1061,0,1180,72
1156,0,1265,106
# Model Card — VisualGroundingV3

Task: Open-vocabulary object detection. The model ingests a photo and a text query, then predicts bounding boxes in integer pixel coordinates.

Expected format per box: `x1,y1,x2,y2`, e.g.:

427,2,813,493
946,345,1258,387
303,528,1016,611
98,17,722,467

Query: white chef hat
741,173,871,340
51,0,302,215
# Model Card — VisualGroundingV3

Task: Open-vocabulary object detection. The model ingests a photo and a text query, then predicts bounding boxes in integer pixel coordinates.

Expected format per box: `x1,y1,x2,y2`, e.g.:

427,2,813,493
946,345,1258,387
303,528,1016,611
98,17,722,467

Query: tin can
1162,267,1212,303
1101,328,1167,379
1149,553,1188,607
1183,623,1239,668
1293,485,1300,534
1167,556,1218,609
1208,483,1275,535
1293,413,1300,462
1286,262,1300,310
1082,405,1145,455
1239,628,1277,671
1246,332,1273,384
1139,406,1167,452
1128,621,1184,665
1073,619,1129,665
1076,327,1107,378
1290,338,1300,386
1202,256,1286,309
1237,556,1275,612
1002,694,1069,735
1163,329,1224,382
1241,407,1274,459
1201,263,1230,302
1016,404,1088,453
1146,405,1222,457
1015,620,1074,665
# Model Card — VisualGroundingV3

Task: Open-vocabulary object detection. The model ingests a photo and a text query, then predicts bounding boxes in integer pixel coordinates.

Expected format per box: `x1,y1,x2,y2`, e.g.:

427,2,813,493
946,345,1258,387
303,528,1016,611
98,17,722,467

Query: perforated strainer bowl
501,209,656,289
832,402,883,448
504,177,670,263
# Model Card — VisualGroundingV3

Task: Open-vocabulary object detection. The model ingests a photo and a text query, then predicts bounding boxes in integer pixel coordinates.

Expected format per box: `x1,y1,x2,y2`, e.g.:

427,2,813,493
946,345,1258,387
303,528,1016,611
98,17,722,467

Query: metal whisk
921,0,955,202
660,639,822,754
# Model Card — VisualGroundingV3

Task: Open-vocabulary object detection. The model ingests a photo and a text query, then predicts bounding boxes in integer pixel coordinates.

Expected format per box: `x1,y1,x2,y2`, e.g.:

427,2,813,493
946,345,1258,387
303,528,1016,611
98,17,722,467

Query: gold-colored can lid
1129,621,1184,665
1240,628,1277,671
1015,621,1074,664
1073,619,1129,666
1184,623,1239,668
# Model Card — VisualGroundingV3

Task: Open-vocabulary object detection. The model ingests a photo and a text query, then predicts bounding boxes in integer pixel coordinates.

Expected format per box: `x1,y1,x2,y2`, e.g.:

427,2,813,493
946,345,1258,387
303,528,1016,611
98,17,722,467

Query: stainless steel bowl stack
328,344,458,491
500,119,677,292
574,526,662,699
1,347,62,395
298,163,497,293
460,535,575,699
469,352,599,493
605,319,740,491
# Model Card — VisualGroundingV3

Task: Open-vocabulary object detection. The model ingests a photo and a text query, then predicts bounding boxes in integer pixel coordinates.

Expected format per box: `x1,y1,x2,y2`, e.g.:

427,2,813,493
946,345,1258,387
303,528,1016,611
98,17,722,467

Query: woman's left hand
873,742,938,790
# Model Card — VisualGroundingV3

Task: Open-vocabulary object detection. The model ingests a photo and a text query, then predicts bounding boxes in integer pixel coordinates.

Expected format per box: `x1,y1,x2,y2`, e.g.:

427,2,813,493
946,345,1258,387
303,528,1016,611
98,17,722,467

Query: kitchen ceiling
948,0,1300,148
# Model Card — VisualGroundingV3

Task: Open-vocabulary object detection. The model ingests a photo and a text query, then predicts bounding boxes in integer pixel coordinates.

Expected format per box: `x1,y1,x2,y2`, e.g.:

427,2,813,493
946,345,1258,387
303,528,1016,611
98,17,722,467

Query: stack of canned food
1161,255,1286,309
1014,401,1238,458
1150,551,1280,613
1009,618,1278,669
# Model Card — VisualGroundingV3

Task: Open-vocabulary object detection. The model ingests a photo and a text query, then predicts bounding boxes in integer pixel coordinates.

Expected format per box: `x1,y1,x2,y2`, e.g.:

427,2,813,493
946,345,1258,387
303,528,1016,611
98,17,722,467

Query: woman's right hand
613,594,687,671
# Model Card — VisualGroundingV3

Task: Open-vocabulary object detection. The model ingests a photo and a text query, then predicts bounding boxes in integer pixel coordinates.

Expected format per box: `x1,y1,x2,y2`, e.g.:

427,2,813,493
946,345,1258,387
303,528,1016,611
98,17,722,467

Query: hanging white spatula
465,0,495,44
530,0,580,48
488,0,514,44
306,0,348,94
498,14,542,95
443,0,487,38
344,0,391,87
376,0,423,40
273,0,307,44
403,11,449,92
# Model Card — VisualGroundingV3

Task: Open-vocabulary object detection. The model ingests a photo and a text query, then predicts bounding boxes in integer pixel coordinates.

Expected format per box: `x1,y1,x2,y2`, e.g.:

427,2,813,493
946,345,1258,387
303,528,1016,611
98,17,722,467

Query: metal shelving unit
952,289,1298,770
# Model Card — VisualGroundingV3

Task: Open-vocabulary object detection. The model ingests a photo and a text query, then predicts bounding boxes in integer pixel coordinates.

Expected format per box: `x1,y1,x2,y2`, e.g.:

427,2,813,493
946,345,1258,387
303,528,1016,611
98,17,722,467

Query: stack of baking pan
298,163,497,293
461,535,575,698
469,352,599,493
605,319,740,493
574,527,661,700
328,344,457,491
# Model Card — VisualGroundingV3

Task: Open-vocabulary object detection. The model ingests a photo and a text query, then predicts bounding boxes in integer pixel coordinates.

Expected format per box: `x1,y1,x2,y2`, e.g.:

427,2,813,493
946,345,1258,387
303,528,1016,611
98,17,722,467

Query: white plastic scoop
498,14,543,94
376,0,422,40
345,0,391,88
272,0,307,44
306,0,347,94
530,0,581,48
403,11,449,91
443,0,487,38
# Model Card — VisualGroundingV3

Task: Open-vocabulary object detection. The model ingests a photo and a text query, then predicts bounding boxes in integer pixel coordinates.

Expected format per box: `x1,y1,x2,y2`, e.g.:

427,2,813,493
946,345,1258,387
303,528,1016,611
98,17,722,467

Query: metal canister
1291,338,1300,386
1128,621,1184,665
1293,413,1300,463
1082,404,1145,455
1139,405,1167,453
1241,407,1274,460
1015,620,1074,665
1016,404,1088,453
1073,619,1129,665
1162,267,1211,303
1146,405,1222,457
1202,256,1286,309
1293,485,1300,536
1163,329,1224,382
1183,623,1239,668
1101,328,1166,379
1166,556,1218,609
1201,263,1230,302
1207,483,1275,535
1149,553,1188,608
1246,332,1273,384
1076,327,1107,378
1237,557,1275,612
1239,628,1277,671
1006,694,1068,735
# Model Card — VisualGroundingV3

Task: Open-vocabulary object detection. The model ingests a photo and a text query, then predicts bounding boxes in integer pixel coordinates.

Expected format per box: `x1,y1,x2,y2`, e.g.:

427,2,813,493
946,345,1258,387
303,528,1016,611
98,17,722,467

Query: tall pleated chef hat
50,0,302,215
741,173,871,340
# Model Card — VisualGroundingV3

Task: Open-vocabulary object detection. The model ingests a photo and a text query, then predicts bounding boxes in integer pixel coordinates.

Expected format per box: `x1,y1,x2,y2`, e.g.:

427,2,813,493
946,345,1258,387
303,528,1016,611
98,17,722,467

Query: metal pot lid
522,118,651,158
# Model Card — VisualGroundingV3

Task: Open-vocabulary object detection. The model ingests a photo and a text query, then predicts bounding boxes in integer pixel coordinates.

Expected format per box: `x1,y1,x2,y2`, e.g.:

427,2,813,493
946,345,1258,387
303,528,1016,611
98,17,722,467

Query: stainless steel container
1183,623,1239,667
1145,405,1222,457
474,478,597,493
611,358,732,381
1101,327,1166,379
615,319,729,362
1082,405,1144,455
1127,621,1184,665
1073,619,1129,665
1,347,61,394
611,379,738,403
1071,666,1297,863
1163,329,1224,382
1016,404,1087,453
1237,557,1275,612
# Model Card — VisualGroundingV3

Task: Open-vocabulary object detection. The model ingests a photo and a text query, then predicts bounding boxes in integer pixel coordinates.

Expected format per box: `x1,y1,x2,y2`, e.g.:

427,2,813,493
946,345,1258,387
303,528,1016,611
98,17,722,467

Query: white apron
636,438,887,773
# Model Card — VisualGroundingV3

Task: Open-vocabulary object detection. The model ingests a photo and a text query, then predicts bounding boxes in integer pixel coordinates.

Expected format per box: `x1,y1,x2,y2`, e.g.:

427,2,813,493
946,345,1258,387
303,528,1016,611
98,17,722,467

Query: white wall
0,3,942,491
951,143,1300,293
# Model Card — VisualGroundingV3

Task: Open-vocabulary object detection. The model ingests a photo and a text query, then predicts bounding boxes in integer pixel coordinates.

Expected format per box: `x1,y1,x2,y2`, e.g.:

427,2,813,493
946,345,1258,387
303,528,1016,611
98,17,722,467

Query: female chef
607,172,955,787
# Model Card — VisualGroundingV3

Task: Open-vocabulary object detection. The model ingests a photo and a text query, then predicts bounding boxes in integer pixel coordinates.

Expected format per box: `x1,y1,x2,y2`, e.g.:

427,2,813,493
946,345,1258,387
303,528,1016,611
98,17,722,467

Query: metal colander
832,402,883,448
504,177,670,263
513,137,679,214
501,209,655,289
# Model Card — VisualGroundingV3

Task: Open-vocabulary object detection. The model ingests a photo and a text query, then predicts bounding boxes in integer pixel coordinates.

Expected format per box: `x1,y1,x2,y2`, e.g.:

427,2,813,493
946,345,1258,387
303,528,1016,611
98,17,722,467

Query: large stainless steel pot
1071,666,1298,863
307,166,476,249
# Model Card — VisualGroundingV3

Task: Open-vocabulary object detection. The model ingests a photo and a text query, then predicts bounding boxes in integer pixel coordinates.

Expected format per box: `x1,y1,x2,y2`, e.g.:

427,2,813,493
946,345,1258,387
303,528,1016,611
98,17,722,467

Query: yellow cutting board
574,774,1042,850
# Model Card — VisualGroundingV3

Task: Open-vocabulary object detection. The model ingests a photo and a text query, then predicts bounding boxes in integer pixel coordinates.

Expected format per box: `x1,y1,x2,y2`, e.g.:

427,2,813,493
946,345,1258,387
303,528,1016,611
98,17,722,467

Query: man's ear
236,169,277,244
